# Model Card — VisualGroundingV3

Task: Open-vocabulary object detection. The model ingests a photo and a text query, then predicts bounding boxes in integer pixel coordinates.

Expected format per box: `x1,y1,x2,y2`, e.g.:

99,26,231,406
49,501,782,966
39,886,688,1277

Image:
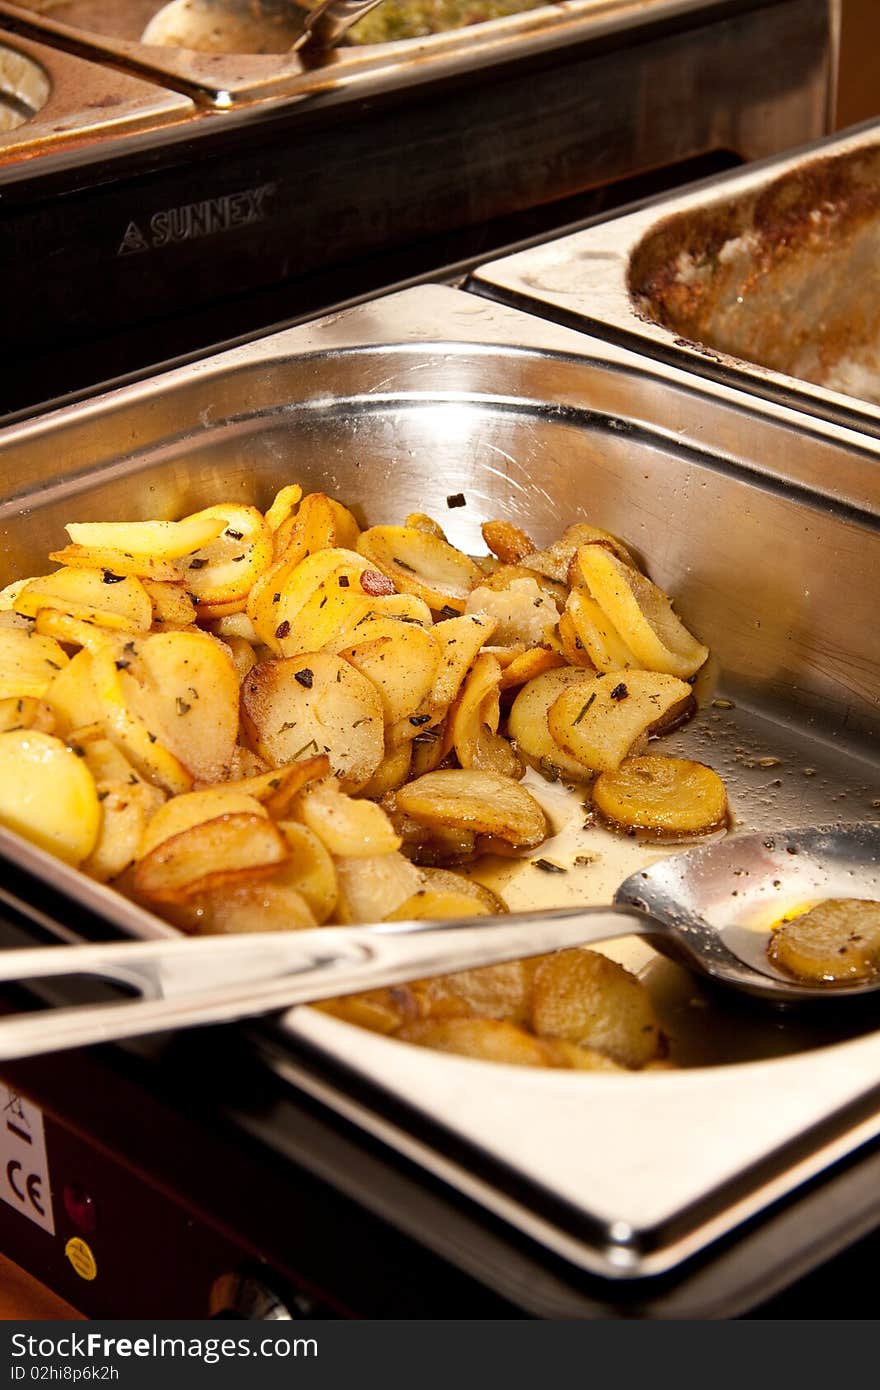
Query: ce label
6,1159,46,1217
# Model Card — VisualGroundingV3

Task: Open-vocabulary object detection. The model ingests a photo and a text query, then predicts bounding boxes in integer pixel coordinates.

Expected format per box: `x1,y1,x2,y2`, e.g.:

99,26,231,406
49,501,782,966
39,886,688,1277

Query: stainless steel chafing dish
1,284,879,1309
472,121,880,435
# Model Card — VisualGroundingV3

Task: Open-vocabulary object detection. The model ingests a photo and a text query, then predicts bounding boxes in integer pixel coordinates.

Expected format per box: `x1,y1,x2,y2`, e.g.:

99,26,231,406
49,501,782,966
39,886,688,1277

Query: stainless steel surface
0,0,836,125
0,284,878,1280
0,29,193,162
1,825,878,1063
141,0,385,54
472,120,880,434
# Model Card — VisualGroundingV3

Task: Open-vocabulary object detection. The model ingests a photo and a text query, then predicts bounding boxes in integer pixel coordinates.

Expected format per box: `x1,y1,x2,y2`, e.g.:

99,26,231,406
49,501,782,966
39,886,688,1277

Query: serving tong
0,823,877,1062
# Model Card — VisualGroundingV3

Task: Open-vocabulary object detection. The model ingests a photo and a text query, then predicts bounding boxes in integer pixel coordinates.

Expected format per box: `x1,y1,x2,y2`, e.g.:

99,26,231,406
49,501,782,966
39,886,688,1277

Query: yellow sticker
64,1236,97,1281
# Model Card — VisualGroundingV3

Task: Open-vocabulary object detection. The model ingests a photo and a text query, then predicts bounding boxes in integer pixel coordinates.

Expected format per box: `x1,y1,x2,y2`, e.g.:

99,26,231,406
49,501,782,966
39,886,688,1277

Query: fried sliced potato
564,588,638,672
386,890,492,920
592,755,728,836
498,647,565,691
263,483,303,534
317,989,419,1035
522,522,637,583
0,628,69,699
450,653,521,779
171,879,317,935
248,546,369,653
299,778,401,857
78,735,143,785
241,652,384,786
138,788,268,860
15,568,153,632
507,665,597,781
45,648,107,735
0,729,100,865
340,621,440,728
133,811,288,903
218,754,330,818
49,544,184,583
768,899,880,984
396,769,547,850
333,850,423,923
0,696,55,735
405,512,447,540
357,525,482,612
276,821,339,924
89,646,193,794
143,582,198,630
117,630,240,784
418,868,508,913
84,778,166,883
548,669,693,773
397,1017,555,1067
181,504,273,612
481,520,535,564
531,948,662,1068
65,514,226,558
408,718,453,777
465,575,559,649
411,957,536,1024
391,614,497,742
360,742,413,799
576,547,708,678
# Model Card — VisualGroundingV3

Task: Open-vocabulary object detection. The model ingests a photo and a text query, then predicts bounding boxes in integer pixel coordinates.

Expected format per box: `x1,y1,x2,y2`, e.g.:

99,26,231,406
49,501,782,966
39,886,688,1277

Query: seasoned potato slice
768,899,880,984
276,821,339,924
450,653,521,779
0,729,100,865
241,652,384,786
360,742,413,799
49,544,184,584
507,665,596,781
522,522,637,583
498,647,565,691
141,581,198,630
84,779,166,883
481,520,535,564
299,778,401,857
398,1017,554,1067
531,949,662,1068
357,525,482,612
396,769,548,850
248,546,369,653
317,989,419,1035
465,576,559,648
45,648,107,735
413,958,536,1024
418,867,508,913
390,614,496,744
263,483,303,534
0,628,69,699
0,696,55,734
219,754,330,818
386,890,492,920
340,621,440,727
548,669,693,773
592,755,728,837
176,505,273,615
15,568,152,632
576,547,708,679
333,850,423,923
89,645,193,794
171,880,317,936
65,514,226,558
138,788,268,860
133,811,288,903
564,589,638,672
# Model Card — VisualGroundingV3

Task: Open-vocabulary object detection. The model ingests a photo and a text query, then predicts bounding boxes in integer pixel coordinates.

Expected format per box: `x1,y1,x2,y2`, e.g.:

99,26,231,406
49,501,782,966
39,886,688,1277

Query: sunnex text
10,1336,315,1365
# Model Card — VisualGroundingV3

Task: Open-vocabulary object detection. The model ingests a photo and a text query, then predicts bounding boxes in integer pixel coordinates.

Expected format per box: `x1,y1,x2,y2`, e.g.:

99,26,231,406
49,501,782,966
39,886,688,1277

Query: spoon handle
0,905,649,1061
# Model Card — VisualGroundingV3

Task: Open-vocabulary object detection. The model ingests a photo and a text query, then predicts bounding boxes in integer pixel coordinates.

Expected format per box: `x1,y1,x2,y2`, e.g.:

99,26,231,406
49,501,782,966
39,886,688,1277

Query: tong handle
0,906,649,1060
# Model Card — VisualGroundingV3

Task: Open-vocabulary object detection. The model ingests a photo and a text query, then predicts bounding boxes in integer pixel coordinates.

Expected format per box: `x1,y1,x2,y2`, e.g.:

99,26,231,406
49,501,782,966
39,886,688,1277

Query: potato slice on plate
84,778,166,883
576,547,708,679
277,821,339,924
341,622,440,729
241,651,384,786
0,729,100,865
133,811,288,903
564,589,638,672
333,850,423,924
548,669,693,773
181,504,273,612
357,525,483,613
15,568,152,632
592,755,728,836
138,788,268,860
0,628,69,699
531,948,662,1068
299,778,401,857
507,665,597,781
768,899,880,984
396,769,547,850
450,653,521,779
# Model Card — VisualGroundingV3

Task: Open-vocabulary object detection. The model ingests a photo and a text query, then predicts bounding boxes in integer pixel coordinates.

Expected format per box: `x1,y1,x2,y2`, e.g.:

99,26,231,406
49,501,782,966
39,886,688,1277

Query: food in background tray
0,485,723,1071
347,0,549,43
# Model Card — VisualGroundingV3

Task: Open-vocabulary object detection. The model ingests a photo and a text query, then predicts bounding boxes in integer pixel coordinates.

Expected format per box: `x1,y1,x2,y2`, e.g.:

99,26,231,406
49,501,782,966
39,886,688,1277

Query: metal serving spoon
0,823,877,1062
141,0,385,55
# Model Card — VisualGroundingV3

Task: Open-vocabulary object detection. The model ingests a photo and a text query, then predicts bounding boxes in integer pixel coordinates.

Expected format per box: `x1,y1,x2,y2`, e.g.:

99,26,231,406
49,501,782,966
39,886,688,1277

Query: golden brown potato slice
48,544,184,584
299,778,401,857
90,645,193,795
248,546,369,653
360,742,413,799
396,769,548,850
45,649,107,736
415,958,538,1024
564,589,638,672
0,696,55,735
404,513,448,541
592,755,728,837
179,504,273,612
548,669,693,773
141,581,198,630
332,850,423,923
357,525,483,612
0,628,69,699
170,880,317,935
768,899,880,984
507,665,596,781
276,821,339,924
522,522,637,584
465,576,560,649
138,788,269,860
15,568,153,632
241,652,384,786
65,514,226,558
450,653,522,779
133,811,288,903
531,949,662,1068
217,754,330,818
481,520,535,564
263,483,303,535
418,867,508,914
386,890,492,920
576,547,708,679
0,729,100,865
340,621,440,728
498,647,565,691
84,778,166,883
316,989,420,1035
